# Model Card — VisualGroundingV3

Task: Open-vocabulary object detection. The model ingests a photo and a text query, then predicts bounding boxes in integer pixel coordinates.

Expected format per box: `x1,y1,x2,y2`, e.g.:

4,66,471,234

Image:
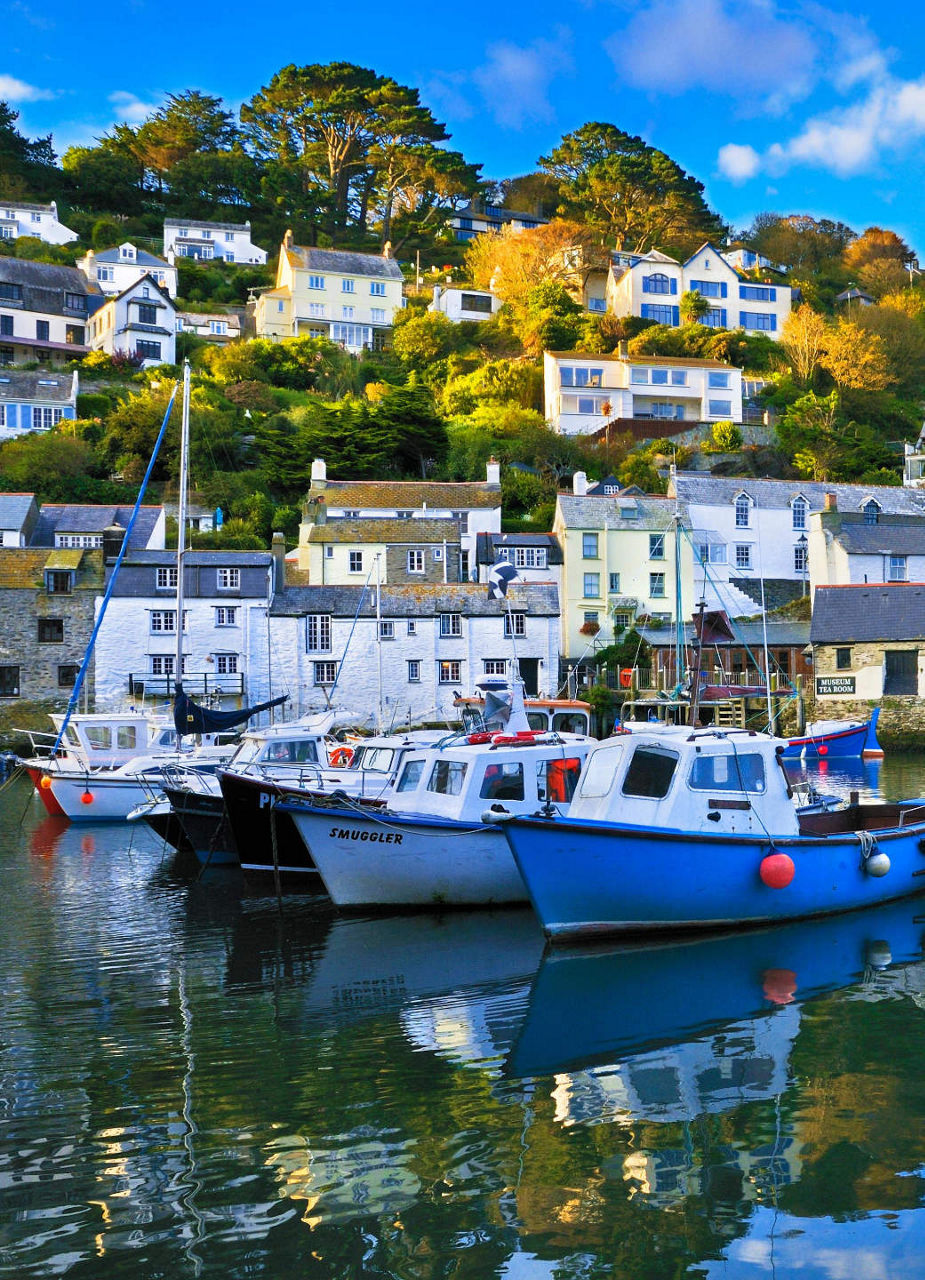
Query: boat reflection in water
508,896,925,1112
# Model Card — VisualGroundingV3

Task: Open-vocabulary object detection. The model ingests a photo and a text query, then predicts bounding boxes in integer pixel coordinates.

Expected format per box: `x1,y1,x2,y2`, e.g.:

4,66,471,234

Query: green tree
62,142,144,214
134,90,239,194
0,101,60,199
391,311,458,371
680,290,709,324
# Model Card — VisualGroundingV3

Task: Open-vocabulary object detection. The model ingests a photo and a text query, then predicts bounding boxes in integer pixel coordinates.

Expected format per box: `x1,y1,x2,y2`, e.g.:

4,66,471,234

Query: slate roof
308,519,462,544
317,481,501,510
670,472,925,515
287,246,404,281
272,581,559,618
0,493,38,529
165,217,253,233
30,505,163,549
0,548,104,590
547,349,734,369
641,618,810,647
0,372,75,404
811,584,925,643
453,203,547,225
825,515,925,555
91,246,170,268
556,493,688,531
475,532,563,565
0,201,56,214
0,258,101,317
118,550,272,567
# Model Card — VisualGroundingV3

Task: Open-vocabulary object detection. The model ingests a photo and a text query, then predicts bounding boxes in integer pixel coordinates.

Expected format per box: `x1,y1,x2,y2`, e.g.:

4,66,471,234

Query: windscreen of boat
65,725,82,747
260,739,319,764
426,759,468,796
352,746,396,773
479,762,525,801
689,752,766,793
116,725,139,749
85,726,112,750
552,712,589,734
576,742,625,798
622,745,679,800
537,757,583,803
152,728,177,749
395,758,426,793
229,738,262,768
527,712,550,731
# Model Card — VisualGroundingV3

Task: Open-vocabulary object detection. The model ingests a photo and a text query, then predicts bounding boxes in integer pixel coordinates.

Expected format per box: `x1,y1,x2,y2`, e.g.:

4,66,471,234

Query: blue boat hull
504,809,925,941
780,707,882,760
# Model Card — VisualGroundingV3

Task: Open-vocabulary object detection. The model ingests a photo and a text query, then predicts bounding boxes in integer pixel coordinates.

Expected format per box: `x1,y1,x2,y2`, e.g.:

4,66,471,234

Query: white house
606,242,791,337
668,472,925,616
0,493,39,546
0,258,100,365
808,501,925,590
87,275,177,368
261,580,561,720
429,285,502,322
544,349,743,436
175,310,243,342
77,244,178,299
0,201,77,246
0,368,79,438
475,532,561,591
448,202,547,243
163,218,267,265
721,248,785,274
255,235,404,354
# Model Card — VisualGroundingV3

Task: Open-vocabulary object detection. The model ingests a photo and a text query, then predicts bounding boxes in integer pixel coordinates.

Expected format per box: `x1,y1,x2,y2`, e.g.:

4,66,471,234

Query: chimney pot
573,470,589,497
271,531,286,590
310,458,327,487
824,492,837,511
486,457,501,488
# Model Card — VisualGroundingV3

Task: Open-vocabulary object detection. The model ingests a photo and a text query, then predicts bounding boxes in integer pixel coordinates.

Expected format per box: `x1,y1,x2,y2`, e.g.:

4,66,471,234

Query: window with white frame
735,544,752,569
734,494,750,527
341,279,355,293
560,366,604,388
314,661,337,685
151,655,185,676
407,620,416,635
379,621,394,640
209,320,227,335
708,372,730,388
504,612,526,637
370,281,386,296
348,550,363,573
792,496,807,530
510,546,546,569
214,653,238,675
439,613,462,637
215,606,238,626
708,399,732,416
484,659,507,675
889,555,908,581
341,305,355,320
309,303,326,318
156,566,178,590
307,614,332,652
32,407,63,430
407,659,420,682
794,543,808,573
150,609,178,633
217,567,240,590
438,660,462,683
583,573,600,598
309,275,325,290
583,611,599,626
864,500,880,525
370,308,386,324
609,572,620,591
407,549,425,573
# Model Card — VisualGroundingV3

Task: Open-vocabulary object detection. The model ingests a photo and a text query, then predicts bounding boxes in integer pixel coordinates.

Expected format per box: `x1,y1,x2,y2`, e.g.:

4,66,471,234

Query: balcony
128,672,245,700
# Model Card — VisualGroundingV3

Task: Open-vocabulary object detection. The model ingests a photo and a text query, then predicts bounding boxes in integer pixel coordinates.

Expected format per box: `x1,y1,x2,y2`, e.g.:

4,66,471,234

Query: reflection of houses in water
400,983,535,1067
265,1134,421,1228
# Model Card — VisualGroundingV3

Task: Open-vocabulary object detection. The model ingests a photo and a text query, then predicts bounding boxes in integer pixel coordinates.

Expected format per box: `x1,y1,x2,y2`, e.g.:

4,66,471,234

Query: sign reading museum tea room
816,676,856,696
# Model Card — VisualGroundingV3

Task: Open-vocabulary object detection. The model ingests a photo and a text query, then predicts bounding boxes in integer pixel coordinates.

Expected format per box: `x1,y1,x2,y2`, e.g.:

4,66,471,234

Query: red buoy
80,791,94,805
762,968,798,1004
759,851,795,888
818,744,828,756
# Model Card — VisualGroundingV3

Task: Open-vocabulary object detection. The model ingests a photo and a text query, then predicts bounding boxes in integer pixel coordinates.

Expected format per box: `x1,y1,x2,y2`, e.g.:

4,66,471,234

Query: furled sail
173,687,289,737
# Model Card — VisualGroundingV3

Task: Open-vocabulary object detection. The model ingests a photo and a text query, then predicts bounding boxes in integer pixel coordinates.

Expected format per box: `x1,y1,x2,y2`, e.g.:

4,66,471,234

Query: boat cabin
456,695,592,736
39,711,179,769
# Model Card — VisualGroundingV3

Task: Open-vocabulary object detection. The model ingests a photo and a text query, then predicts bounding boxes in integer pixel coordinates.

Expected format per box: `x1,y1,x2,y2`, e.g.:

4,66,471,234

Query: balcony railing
128,672,245,700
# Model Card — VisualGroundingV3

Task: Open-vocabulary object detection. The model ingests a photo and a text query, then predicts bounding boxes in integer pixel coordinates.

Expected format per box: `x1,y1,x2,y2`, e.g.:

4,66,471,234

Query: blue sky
6,0,925,255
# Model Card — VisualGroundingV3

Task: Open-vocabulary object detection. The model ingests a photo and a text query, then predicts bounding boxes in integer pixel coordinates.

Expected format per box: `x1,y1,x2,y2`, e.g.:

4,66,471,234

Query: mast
375,552,383,734
175,361,191,703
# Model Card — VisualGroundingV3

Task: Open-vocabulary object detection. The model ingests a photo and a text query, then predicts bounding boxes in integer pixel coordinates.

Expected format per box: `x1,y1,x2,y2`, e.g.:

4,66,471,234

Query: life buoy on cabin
467,732,495,745
619,669,633,688
329,746,354,767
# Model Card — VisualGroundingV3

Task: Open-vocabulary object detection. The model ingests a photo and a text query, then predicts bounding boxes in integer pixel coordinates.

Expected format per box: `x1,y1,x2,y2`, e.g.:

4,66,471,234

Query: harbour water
3,757,925,1278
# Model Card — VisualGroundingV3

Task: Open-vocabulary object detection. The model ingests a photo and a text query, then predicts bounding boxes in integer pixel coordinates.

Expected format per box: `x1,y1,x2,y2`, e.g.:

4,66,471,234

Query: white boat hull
44,772,153,821
288,806,528,907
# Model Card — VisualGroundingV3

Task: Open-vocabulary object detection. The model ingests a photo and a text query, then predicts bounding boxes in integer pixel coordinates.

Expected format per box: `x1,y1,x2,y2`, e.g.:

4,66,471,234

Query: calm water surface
3,756,925,1279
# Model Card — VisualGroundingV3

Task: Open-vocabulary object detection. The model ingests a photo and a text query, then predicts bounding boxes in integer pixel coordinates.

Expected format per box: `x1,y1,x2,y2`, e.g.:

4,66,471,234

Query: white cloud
472,32,574,130
108,90,162,125
717,143,761,182
0,73,55,102
422,72,474,124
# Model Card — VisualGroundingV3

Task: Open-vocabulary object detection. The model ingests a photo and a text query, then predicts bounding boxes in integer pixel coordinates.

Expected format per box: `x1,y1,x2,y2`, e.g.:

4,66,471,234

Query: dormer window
863,500,880,525
734,494,751,528
792,496,807,530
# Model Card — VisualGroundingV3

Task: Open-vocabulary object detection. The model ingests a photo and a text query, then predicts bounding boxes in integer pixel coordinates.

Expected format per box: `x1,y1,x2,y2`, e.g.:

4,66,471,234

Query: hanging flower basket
579,621,600,636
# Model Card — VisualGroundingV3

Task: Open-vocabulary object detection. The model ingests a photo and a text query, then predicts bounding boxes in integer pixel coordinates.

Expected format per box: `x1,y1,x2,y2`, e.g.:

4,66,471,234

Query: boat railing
898,802,925,827
16,728,70,759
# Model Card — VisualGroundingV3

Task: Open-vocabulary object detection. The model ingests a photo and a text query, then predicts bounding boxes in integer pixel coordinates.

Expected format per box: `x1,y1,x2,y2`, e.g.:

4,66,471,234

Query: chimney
271,531,286,591
84,248,96,278
383,241,392,259
573,470,589,497
102,524,126,564
71,368,79,401
310,457,327,489
824,492,837,511
617,340,629,358
486,456,501,488
283,228,294,250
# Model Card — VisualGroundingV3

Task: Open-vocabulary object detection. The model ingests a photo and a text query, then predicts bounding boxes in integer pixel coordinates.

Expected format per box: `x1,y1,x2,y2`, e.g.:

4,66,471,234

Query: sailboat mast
375,552,383,735
175,361,191,696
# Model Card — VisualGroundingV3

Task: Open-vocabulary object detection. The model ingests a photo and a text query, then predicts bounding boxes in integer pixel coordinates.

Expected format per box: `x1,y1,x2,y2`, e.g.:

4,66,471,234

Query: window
792,496,807,530
484,659,507,675
651,369,669,385
150,610,178,633
689,753,765,793
215,607,238,626
649,533,665,559
97,267,114,283
427,759,468,794
504,612,526,637
46,570,72,594
577,742,625,798
407,620,416,635
560,367,604,388
708,399,732,416
137,303,157,325
640,304,677,325
209,320,227,335
58,664,79,687
735,544,752,569
608,572,621,592
739,311,776,331
38,618,64,643
889,555,908,582
734,494,750,527
407,549,425,574
341,305,355,320
309,275,325,290
307,614,332,652
341,279,355,293
396,510,413,520
36,320,50,341
0,665,20,696
439,613,462,637
177,228,188,237
622,745,679,799
66,292,86,313
583,611,599,626
794,543,808,573
309,303,326,318
582,533,599,558
649,572,665,597
201,230,212,240
0,315,11,335
583,573,600,598
708,372,730,388
613,610,633,630
213,653,238,675
314,661,338,685
156,566,178,590
348,550,363,573
151,655,177,676
370,281,386,296
225,232,235,242
642,272,673,294
537,757,584,804
432,547,443,562
217,567,240,590
836,647,852,670
136,341,161,360
396,759,425,791
864,500,880,525
32,407,63,429
479,762,524,801
370,308,386,324
740,285,775,302
0,283,23,301
438,660,462,683
379,620,394,640
407,659,420,682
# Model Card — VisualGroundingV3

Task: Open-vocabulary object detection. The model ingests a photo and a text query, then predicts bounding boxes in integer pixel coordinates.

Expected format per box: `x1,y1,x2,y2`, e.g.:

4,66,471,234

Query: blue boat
501,725,925,942
781,706,882,760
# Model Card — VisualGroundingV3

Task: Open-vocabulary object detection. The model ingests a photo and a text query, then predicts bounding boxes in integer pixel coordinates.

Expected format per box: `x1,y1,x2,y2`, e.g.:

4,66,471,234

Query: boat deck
798,801,925,836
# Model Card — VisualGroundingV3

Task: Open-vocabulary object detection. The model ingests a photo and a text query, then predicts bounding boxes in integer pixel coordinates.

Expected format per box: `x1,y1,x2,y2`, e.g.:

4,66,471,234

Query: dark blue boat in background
781,706,882,760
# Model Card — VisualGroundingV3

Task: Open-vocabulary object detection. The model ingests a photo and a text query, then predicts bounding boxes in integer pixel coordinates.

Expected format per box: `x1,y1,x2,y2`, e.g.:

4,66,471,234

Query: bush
705,420,743,452
76,392,113,419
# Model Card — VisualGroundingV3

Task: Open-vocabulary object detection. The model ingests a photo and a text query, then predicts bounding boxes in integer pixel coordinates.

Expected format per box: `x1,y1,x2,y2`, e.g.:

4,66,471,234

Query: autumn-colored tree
854,302,925,398
819,318,894,391
844,226,912,274
780,305,828,385
465,219,604,307
747,213,855,274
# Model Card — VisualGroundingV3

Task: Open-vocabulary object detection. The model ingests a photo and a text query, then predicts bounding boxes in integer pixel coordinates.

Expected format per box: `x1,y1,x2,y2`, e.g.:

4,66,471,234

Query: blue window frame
308,275,325,290
740,311,776,331
641,304,679,325
700,308,727,328
642,273,675,295
689,279,726,298
708,372,730,388
739,285,776,302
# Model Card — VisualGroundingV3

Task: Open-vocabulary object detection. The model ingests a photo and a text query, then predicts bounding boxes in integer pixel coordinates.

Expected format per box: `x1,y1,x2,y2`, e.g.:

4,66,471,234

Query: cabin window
479,762,525,801
395,759,425,792
263,739,319,763
116,726,138,749
622,745,678,799
537,757,583,803
689,752,765,793
577,742,625,797
553,712,589,734
85,726,112,749
426,759,467,796
355,747,395,772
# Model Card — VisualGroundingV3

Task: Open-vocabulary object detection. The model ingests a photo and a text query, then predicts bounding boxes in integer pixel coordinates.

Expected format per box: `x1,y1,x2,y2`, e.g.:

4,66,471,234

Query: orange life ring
329,746,354,767
619,669,633,688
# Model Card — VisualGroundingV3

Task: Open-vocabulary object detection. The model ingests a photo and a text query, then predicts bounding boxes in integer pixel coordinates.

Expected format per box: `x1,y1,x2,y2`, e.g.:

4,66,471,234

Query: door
884,649,918,695
518,658,539,695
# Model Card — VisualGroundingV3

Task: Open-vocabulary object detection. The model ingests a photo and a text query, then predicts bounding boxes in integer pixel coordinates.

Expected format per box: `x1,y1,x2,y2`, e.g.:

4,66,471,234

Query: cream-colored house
553,485,696,659
255,234,404,354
